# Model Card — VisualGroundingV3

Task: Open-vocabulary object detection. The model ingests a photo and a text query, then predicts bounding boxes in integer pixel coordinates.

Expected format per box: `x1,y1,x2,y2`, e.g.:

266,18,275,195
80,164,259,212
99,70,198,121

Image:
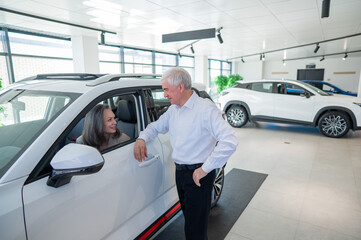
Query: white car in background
0,73,224,240
218,79,361,138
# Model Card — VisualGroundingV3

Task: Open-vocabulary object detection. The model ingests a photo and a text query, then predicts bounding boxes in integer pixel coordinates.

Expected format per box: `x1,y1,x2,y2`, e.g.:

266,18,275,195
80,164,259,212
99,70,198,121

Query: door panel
22,139,165,240
273,83,315,122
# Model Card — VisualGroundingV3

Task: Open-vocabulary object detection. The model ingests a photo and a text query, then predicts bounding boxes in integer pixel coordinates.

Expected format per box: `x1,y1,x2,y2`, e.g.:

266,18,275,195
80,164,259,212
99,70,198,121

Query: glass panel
209,69,221,88
0,56,10,88
124,48,152,64
155,52,176,66
151,89,170,117
223,70,231,76
100,62,121,74
124,64,152,73
9,32,72,58
179,56,194,67
223,62,231,70
0,89,77,178
155,65,171,74
251,82,273,93
210,60,221,69
99,45,121,62
12,56,73,81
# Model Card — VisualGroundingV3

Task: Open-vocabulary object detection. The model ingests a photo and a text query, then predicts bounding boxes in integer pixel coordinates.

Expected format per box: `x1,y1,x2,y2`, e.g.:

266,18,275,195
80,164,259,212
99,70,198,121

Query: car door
273,82,315,122
248,82,274,117
21,91,166,240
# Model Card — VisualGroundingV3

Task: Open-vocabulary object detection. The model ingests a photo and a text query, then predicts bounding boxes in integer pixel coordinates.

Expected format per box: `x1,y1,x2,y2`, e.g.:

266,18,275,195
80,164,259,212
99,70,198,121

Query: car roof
237,79,301,84
8,73,206,94
8,74,164,93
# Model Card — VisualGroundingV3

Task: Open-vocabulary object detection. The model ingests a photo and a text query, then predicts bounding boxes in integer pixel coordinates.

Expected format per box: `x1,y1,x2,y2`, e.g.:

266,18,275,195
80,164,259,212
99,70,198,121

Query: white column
71,34,100,73
194,55,209,88
357,67,361,97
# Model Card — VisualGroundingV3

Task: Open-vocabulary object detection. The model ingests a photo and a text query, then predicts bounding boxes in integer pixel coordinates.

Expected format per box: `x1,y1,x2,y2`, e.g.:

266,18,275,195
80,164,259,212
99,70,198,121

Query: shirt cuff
201,160,213,173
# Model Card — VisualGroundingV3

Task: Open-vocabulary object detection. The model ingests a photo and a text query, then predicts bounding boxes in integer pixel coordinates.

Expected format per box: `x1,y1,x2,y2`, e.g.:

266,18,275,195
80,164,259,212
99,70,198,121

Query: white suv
0,74,224,240
218,79,361,138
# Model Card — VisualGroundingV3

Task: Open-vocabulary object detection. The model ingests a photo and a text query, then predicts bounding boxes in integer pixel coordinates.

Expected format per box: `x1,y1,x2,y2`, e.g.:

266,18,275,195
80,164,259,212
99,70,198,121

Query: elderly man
134,67,238,240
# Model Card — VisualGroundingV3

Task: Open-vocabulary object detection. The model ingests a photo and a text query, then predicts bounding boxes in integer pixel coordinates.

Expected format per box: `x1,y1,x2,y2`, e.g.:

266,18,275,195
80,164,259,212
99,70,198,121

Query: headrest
117,99,137,123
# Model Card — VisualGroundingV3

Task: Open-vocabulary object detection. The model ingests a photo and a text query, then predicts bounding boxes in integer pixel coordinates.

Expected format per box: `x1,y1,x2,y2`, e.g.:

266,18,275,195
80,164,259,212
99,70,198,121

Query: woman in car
77,104,130,151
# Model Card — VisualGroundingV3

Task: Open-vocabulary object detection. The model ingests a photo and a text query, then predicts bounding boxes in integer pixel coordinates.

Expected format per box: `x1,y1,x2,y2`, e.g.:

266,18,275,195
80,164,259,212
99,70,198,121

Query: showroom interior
1,0,361,239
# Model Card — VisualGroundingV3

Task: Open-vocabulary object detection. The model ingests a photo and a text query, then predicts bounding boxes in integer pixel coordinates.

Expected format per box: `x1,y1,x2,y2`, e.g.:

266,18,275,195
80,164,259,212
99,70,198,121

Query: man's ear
178,82,185,92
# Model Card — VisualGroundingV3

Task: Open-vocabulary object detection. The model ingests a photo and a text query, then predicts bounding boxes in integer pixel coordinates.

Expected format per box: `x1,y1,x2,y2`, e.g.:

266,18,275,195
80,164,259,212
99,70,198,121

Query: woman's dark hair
82,104,120,149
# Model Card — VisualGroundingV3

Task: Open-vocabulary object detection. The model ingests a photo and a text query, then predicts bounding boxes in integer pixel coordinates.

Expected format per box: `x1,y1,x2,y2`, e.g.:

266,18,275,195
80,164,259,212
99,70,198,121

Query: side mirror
300,91,311,98
47,143,104,188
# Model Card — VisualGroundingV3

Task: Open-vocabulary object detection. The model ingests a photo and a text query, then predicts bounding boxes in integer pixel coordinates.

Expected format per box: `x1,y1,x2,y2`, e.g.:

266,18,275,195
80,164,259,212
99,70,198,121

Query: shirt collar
182,91,197,109
175,91,197,110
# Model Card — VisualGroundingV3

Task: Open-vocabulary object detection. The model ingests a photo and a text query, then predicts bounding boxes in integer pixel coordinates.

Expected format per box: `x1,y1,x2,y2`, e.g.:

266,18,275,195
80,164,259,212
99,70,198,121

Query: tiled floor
224,122,361,240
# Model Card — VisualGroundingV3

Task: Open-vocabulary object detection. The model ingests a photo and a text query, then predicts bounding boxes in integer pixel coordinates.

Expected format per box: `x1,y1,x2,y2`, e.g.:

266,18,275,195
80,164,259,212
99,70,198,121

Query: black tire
318,111,351,138
211,166,225,208
226,105,248,128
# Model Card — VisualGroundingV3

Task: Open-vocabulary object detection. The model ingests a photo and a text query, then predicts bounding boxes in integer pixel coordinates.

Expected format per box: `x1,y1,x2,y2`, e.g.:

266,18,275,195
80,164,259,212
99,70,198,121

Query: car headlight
353,102,361,107
220,91,229,96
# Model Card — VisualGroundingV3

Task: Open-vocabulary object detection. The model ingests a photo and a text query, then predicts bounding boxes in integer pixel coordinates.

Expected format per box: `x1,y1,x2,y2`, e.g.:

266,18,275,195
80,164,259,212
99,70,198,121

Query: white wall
234,61,263,81
234,57,361,94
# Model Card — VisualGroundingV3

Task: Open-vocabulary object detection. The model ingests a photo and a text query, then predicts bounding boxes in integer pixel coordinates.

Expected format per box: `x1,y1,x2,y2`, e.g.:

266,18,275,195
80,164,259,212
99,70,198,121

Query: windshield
0,89,78,178
296,81,329,96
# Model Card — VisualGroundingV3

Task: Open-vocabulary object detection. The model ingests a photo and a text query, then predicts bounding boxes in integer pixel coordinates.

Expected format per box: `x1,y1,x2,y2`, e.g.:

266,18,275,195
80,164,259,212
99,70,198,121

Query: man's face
162,79,182,105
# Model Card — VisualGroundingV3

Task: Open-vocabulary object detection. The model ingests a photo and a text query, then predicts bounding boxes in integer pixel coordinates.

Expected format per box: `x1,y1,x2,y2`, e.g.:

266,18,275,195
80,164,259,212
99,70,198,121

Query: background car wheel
211,166,225,208
226,105,248,128
318,111,350,138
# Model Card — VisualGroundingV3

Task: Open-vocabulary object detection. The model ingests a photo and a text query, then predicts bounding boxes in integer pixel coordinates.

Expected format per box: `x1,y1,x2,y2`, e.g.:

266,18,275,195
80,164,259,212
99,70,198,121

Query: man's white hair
162,67,192,89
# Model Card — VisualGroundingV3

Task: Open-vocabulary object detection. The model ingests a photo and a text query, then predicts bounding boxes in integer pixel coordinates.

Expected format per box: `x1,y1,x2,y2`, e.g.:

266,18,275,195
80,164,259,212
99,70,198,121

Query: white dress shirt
138,91,238,173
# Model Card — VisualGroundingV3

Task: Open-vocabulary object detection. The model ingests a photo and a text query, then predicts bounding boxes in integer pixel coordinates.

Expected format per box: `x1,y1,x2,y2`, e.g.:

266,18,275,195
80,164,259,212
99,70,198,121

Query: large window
8,31,73,82
99,45,122,74
208,59,232,88
124,48,153,74
0,28,195,87
155,52,176,74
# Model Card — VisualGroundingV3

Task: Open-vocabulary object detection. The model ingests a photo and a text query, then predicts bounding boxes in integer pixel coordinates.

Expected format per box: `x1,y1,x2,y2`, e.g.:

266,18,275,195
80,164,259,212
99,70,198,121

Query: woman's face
103,108,117,135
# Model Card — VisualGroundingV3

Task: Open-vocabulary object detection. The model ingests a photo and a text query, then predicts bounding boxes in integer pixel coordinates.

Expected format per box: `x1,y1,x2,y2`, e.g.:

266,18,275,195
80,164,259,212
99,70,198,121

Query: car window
151,88,170,117
322,84,335,92
0,89,78,179
284,83,305,96
67,93,139,149
251,82,273,93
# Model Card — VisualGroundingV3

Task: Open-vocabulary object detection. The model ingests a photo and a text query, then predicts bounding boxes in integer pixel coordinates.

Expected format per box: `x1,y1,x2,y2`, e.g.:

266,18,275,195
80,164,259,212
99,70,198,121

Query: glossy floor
224,122,361,240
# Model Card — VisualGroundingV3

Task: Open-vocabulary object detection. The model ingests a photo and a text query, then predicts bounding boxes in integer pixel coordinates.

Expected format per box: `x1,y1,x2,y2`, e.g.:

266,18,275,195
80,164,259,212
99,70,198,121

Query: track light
100,31,105,45
217,27,223,44
321,0,330,18
190,45,195,54
178,52,182,58
342,53,348,60
241,57,245,63
320,56,325,61
314,43,320,53
283,60,286,66
262,53,265,61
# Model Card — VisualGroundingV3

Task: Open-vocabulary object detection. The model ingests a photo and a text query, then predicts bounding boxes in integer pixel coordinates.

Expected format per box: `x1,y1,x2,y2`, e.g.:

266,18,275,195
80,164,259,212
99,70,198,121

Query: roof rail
86,74,162,86
36,73,104,80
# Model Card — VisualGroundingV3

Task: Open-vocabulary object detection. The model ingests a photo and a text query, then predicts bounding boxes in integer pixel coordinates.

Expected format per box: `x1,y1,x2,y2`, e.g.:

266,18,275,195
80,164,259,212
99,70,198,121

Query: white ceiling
1,0,361,62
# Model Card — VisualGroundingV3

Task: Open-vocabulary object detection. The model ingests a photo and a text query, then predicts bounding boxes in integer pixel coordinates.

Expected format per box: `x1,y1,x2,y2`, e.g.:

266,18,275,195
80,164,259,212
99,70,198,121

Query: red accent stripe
138,203,181,240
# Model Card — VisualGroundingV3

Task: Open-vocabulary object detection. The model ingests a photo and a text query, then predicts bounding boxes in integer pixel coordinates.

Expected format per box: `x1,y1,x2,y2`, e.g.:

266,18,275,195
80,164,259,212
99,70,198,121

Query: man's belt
175,163,203,171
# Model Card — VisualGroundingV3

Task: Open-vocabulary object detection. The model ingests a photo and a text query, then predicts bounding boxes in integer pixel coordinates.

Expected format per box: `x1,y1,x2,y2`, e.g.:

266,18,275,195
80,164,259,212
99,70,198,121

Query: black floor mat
153,168,268,240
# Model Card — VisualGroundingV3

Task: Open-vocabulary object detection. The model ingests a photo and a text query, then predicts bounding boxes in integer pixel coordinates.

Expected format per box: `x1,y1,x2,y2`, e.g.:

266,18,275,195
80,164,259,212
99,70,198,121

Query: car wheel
318,111,351,138
226,105,248,128
211,166,225,208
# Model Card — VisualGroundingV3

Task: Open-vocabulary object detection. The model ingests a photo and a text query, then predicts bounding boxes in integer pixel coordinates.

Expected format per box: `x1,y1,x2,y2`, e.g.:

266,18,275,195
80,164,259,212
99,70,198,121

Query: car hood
323,94,361,103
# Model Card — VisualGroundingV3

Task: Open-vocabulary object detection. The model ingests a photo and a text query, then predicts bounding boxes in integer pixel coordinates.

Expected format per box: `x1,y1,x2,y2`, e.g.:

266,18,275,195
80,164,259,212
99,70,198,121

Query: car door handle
138,154,160,168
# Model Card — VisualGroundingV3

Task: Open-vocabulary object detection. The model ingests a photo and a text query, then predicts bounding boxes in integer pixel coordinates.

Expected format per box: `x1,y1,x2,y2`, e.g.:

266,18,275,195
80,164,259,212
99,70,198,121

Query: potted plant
214,75,229,93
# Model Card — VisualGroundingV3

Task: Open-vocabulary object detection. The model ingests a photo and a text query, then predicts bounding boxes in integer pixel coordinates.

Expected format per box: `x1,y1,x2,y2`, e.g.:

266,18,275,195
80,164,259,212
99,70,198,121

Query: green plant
228,74,243,88
214,75,229,93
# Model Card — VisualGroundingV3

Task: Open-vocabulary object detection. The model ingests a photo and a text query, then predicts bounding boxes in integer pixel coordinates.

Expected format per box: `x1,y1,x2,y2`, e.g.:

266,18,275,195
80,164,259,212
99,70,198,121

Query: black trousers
175,164,216,240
